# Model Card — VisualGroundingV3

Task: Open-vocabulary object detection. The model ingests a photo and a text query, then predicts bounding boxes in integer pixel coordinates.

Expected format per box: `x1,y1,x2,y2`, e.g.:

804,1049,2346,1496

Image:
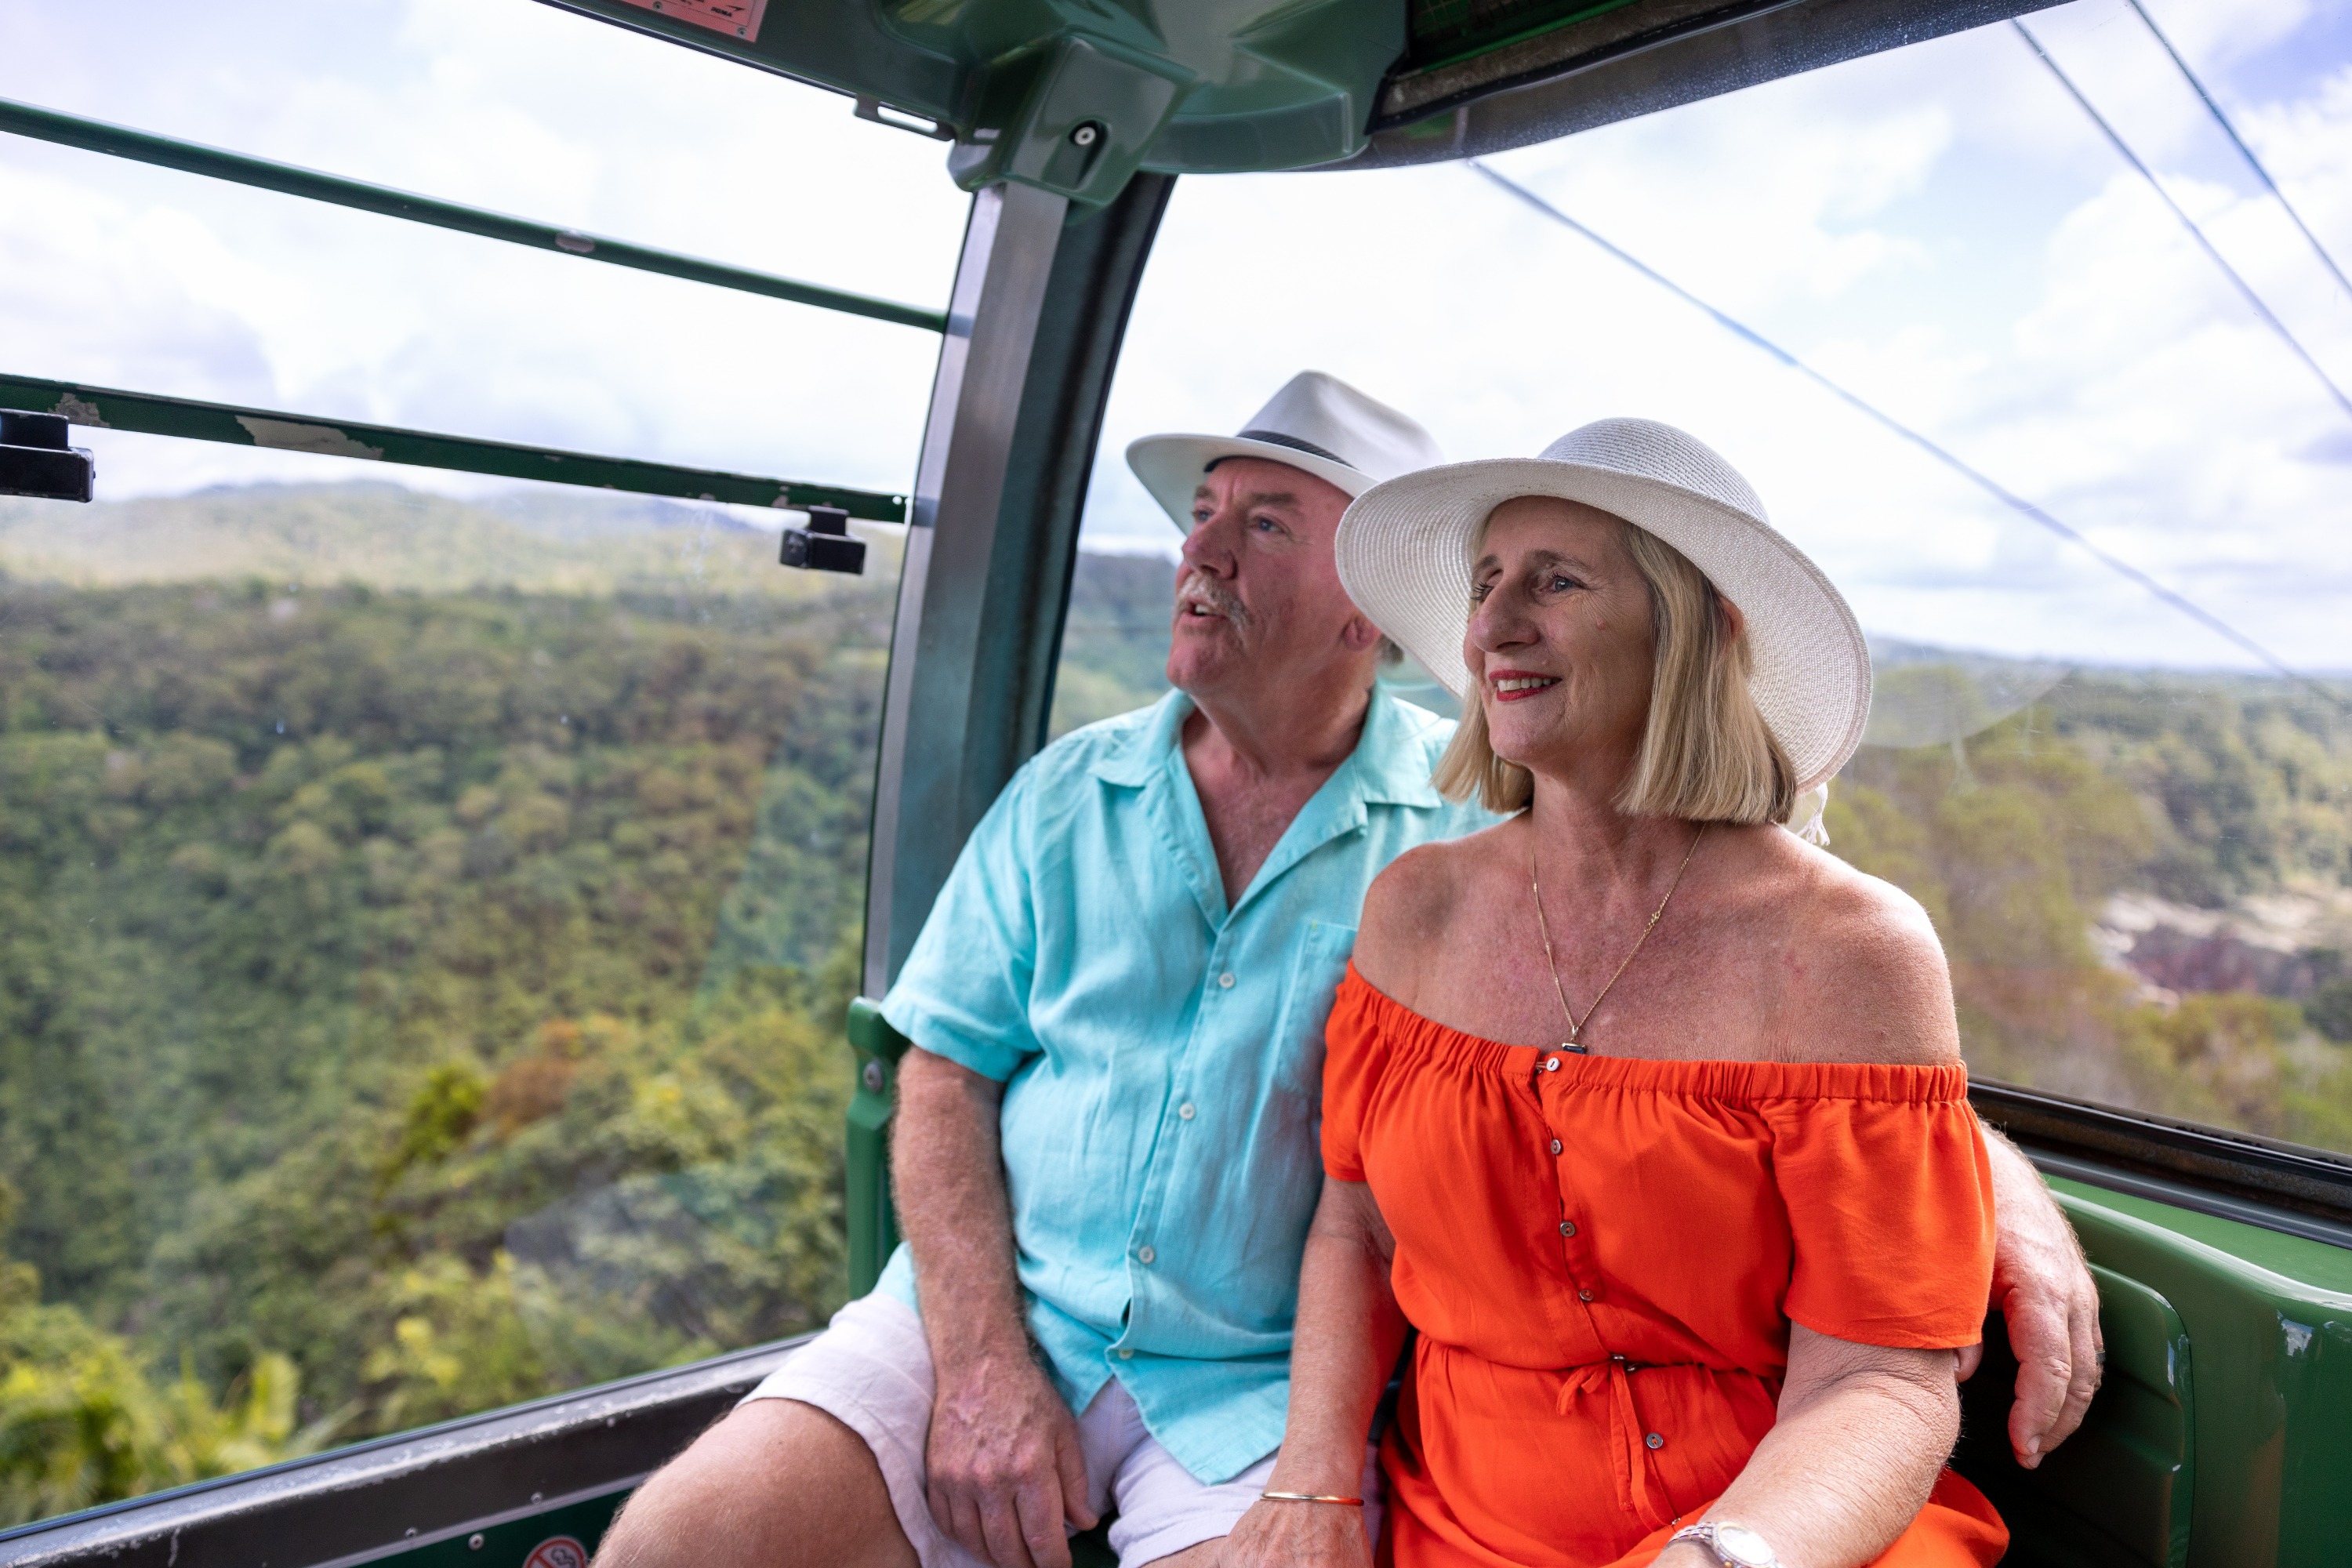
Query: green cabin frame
5,2,2351,1566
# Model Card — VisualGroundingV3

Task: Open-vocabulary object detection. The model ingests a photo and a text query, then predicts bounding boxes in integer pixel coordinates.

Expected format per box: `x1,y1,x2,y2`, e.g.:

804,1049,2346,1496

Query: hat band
1234,429,1356,470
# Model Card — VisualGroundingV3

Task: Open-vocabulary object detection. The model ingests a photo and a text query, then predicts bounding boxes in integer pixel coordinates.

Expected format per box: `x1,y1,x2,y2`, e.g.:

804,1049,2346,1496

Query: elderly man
597,373,2102,1568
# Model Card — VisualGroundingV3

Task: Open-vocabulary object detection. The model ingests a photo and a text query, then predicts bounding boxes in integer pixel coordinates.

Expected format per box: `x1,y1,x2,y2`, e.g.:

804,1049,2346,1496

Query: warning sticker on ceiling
610,0,767,42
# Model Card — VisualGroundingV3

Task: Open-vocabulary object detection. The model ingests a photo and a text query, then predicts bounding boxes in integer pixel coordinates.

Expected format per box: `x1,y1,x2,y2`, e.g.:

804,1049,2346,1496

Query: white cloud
1082,0,2352,674
0,0,970,498
1,0,2347,673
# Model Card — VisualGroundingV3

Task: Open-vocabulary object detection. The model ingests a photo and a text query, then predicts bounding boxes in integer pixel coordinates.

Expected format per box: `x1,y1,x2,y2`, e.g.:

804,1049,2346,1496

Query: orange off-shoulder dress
1322,967,2007,1568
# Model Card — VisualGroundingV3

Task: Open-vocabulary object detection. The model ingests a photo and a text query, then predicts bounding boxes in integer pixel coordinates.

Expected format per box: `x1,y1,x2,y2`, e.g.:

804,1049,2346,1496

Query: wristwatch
1668,1520,1780,1567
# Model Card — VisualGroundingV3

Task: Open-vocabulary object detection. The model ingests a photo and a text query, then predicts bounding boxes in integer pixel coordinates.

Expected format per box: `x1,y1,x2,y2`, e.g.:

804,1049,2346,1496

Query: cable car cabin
0,0,2348,1563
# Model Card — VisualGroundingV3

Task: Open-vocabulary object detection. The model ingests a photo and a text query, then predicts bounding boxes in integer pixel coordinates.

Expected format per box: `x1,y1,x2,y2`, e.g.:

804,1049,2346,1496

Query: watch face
1715,1524,1776,1567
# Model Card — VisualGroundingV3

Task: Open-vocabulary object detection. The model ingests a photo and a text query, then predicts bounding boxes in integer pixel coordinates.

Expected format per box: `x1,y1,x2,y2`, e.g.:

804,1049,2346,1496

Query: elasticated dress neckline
1321,967,2005,1568
1339,974,1980,1102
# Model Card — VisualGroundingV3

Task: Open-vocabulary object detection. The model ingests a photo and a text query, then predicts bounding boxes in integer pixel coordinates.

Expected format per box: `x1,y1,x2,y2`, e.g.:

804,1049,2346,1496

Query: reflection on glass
1834,652,2352,1152
1863,648,2068,754
0,480,898,1521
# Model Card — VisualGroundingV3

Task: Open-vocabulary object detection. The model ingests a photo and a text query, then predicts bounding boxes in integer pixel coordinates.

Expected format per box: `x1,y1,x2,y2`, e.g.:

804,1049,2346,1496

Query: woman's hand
1224,1498,1373,1568
1693,1326,1962,1568
1236,1178,1403,1568
1652,1546,1718,1568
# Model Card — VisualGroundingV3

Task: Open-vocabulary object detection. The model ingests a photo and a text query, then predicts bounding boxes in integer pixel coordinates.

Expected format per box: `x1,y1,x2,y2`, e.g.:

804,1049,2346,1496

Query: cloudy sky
2,0,2348,672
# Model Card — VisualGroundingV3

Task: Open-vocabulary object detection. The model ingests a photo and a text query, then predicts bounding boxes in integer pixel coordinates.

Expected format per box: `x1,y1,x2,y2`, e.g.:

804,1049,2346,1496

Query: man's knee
595,1399,913,1568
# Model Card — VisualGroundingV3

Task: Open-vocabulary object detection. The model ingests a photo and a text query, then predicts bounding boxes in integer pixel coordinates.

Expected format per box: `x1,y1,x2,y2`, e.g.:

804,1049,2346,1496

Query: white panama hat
1334,417,1872,793
1127,370,1446,529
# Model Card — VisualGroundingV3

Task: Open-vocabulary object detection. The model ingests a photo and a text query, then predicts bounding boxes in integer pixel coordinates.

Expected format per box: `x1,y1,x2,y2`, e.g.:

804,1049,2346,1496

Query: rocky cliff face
2099,889,2350,1006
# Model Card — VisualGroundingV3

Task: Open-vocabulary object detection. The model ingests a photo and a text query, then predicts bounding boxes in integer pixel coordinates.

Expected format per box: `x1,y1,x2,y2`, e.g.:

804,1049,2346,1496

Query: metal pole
859,175,1173,1000
862,182,1068,999
0,372,906,519
0,96,946,334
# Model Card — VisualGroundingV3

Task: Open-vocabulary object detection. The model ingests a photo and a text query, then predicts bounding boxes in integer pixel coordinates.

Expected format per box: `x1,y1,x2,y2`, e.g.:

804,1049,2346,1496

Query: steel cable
1466,160,2347,713
2123,0,2352,307
2013,19,2352,428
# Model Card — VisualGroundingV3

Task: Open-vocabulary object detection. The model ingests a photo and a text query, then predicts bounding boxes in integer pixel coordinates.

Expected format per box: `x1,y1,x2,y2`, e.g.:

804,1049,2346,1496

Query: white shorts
742,1291,1381,1568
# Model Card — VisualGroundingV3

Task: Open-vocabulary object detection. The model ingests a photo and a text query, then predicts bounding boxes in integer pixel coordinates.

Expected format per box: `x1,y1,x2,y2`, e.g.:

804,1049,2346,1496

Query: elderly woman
1226,421,2008,1568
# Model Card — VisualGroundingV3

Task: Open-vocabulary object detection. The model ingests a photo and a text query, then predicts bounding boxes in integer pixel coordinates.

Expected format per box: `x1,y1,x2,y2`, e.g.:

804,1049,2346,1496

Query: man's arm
895,1047,1096,1568
1969,1127,2103,1468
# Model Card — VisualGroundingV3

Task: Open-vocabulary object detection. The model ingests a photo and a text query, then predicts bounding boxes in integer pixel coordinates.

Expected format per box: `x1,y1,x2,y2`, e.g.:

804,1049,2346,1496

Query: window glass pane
1069,0,2352,1145
0,0,966,499
0,2,948,1526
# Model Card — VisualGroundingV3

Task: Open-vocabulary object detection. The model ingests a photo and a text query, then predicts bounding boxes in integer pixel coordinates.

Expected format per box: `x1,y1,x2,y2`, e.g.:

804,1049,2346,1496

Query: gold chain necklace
1529,824,1706,1054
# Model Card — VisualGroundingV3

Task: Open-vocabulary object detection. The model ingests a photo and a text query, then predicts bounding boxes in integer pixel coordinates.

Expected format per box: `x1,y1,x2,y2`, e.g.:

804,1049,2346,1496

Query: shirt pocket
1272,918,1359,1101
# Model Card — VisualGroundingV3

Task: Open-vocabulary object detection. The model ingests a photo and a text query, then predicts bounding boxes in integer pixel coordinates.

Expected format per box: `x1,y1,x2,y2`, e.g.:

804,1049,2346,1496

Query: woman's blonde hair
1430,512,1795,822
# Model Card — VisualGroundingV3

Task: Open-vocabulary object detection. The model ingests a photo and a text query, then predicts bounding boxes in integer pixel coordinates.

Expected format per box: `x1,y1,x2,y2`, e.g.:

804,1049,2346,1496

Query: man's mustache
1174,573,1250,629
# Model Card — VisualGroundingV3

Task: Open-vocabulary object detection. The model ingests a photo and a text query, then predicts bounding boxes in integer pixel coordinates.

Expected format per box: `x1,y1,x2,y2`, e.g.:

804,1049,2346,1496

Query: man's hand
1972,1131,2103,1468
895,1048,1098,1567
1223,1497,1370,1568
927,1352,1096,1568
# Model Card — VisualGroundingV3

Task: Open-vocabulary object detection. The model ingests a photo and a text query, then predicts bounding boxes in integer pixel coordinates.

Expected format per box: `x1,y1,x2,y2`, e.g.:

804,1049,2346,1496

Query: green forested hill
0,486,912,1521
1,482,2349,1526
0,573,891,1519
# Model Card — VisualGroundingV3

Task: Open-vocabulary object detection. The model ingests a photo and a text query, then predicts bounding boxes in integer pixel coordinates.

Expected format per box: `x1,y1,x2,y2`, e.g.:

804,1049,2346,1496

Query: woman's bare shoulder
1766,835,1960,1067
1355,818,1515,1000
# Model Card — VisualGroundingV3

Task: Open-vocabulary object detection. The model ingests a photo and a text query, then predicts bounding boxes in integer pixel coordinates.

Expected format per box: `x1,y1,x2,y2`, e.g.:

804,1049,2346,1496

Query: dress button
1559,1221,1577,1237
1645,1432,1664,1450
1578,1288,1595,1302
1218,972,1236,989
1137,1245,1156,1265
1178,1102,1196,1121
1550,1139,1563,1155
1117,1347,1134,1359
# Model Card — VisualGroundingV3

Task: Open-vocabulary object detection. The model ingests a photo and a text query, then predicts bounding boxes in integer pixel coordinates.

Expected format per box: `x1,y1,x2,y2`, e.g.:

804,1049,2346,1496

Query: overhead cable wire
1466,159,2347,713
2122,0,2352,306
2013,20,2352,427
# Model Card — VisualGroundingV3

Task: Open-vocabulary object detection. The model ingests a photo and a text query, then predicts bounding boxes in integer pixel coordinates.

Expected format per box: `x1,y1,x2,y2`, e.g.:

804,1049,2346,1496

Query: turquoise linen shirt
875,684,1493,1483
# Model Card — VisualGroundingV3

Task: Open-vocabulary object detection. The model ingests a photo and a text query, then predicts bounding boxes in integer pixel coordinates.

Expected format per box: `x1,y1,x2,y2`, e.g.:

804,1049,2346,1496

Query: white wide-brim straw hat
1129,370,1446,528
1335,417,1871,793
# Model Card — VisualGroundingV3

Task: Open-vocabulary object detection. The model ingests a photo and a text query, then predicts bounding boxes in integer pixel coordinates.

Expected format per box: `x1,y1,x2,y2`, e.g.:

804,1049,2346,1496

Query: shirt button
1137,1245,1156,1265
1544,1056,1560,1072
1117,1348,1134,1359
1178,1102,1196,1121
1218,972,1236,989
1550,1139,1563,1155
1559,1221,1577,1237
1578,1288,1595,1302
1645,1432,1664,1450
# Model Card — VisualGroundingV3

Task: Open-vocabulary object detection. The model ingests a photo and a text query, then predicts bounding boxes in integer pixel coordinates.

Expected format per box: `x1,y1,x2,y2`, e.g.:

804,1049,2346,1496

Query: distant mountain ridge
7,481,2341,719
0,481,877,597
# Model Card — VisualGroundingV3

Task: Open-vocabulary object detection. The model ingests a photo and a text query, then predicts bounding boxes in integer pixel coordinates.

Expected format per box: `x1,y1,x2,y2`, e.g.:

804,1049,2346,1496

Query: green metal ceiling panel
539,0,2065,194
538,0,1406,196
